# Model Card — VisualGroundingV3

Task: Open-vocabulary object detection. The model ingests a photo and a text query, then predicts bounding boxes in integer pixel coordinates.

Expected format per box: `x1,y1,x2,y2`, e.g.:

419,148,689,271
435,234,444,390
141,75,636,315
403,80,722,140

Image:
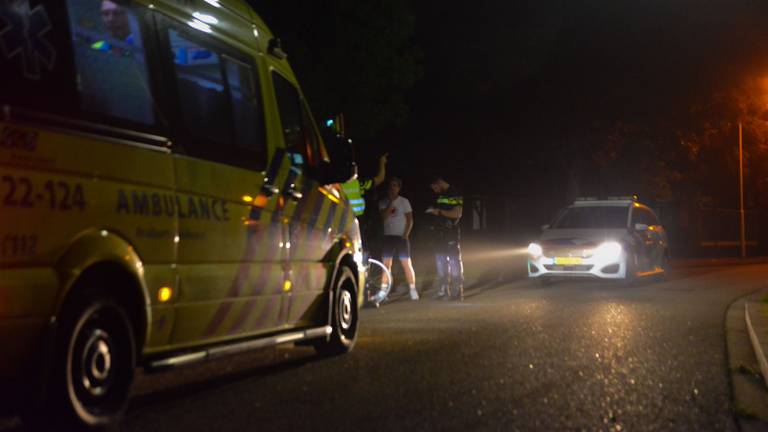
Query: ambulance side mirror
315,133,354,185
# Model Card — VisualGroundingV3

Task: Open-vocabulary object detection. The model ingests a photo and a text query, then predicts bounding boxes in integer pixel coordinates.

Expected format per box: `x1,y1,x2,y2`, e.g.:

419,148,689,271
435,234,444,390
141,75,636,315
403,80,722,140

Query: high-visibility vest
341,178,373,216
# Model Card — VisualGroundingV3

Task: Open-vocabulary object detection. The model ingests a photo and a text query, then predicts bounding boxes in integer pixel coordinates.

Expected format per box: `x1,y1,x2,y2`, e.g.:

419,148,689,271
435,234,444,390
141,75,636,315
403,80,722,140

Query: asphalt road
2,264,767,431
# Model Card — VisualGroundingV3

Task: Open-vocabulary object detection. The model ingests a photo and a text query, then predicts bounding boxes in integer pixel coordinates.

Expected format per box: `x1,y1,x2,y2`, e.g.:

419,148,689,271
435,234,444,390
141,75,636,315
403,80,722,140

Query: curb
745,293,768,389
674,257,768,269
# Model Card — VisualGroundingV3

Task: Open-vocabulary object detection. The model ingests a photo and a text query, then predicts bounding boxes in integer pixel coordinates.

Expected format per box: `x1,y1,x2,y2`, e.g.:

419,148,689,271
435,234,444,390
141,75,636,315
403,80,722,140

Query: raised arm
372,153,388,187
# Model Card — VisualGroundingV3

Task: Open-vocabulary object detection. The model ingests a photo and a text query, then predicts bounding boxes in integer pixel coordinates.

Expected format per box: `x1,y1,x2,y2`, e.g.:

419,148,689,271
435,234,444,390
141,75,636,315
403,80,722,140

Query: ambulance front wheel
28,291,136,431
314,266,359,356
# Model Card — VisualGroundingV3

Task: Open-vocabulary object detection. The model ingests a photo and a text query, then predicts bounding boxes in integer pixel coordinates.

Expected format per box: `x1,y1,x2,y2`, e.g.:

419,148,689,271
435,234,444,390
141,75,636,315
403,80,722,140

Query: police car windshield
552,206,628,229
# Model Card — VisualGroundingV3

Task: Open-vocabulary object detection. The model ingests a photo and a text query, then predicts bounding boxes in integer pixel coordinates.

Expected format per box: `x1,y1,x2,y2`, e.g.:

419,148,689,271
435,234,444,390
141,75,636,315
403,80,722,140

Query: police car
527,197,669,284
0,0,363,429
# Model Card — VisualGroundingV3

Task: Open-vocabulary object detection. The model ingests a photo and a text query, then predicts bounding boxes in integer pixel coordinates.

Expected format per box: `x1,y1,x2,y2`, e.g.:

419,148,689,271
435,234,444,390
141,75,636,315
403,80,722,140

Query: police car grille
544,265,594,272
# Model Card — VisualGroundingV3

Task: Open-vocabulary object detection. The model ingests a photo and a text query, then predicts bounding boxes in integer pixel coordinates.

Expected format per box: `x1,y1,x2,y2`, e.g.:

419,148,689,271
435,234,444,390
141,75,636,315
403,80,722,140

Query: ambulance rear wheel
30,292,136,430
314,266,359,356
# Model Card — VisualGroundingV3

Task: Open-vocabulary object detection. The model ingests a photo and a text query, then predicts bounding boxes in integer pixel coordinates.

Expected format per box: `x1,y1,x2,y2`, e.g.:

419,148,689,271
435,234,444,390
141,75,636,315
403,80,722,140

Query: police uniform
429,187,464,300
341,177,374,217
341,177,377,257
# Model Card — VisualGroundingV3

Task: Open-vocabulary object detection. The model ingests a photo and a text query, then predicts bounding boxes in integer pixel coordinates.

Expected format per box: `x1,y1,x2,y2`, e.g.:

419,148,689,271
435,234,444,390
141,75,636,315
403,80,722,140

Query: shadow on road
129,348,325,412
0,348,329,432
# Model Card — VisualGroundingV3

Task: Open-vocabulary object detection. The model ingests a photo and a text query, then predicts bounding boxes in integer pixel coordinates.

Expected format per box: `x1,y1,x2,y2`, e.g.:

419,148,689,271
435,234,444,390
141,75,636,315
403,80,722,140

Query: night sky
383,0,768,203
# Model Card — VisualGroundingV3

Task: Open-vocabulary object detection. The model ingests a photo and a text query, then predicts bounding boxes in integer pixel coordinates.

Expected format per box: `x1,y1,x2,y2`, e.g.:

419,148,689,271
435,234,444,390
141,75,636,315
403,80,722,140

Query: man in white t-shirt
377,177,418,301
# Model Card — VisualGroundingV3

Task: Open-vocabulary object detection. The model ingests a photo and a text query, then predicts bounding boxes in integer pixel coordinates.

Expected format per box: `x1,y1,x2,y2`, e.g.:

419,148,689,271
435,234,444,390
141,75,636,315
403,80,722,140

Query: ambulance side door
270,71,341,328
154,13,286,346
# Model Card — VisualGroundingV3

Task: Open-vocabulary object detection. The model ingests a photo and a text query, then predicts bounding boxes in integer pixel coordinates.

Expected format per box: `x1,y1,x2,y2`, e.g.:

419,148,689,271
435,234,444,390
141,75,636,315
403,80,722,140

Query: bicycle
363,256,392,307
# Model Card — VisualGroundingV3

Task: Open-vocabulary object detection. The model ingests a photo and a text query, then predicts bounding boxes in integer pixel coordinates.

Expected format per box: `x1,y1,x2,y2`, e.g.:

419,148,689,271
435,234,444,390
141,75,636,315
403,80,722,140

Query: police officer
341,153,387,218
425,176,464,301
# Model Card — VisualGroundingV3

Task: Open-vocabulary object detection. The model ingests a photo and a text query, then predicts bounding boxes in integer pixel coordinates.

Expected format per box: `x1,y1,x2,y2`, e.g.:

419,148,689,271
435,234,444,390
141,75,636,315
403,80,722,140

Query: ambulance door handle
285,188,303,201
262,181,280,196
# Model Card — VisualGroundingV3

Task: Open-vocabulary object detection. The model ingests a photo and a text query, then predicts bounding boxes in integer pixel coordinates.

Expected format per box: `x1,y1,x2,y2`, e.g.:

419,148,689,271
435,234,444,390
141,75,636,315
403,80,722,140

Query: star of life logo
0,0,56,79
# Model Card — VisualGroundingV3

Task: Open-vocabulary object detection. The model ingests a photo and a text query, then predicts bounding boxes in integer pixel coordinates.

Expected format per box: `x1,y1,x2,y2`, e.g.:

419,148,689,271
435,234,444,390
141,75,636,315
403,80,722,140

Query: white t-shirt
379,196,412,236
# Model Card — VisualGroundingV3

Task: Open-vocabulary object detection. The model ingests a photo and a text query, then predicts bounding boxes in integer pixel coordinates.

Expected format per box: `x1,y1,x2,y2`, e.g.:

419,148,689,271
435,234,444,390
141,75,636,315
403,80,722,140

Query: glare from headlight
528,243,543,258
594,241,622,260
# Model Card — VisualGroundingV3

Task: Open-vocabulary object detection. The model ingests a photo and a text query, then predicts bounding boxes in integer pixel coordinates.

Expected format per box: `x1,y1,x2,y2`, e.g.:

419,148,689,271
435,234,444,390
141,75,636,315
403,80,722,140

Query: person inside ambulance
92,0,136,52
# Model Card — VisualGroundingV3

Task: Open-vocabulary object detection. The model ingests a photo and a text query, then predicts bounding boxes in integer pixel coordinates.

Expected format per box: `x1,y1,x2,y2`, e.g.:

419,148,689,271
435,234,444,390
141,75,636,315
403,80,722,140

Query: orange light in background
344,240,352,249
283,280,292,292
254,194,269,208
158,286,173,303
759,76,768,94
243,193,269,208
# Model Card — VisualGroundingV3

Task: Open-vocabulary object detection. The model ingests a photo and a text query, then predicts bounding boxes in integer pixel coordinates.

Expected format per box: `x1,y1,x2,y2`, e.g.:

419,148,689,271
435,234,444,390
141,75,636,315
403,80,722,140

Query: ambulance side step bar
145,325,333,371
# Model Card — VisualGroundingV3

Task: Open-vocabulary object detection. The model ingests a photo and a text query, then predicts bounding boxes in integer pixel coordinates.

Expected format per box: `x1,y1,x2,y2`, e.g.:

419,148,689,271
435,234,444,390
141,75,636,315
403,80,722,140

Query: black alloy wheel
314,266,359,356
28,294,136,431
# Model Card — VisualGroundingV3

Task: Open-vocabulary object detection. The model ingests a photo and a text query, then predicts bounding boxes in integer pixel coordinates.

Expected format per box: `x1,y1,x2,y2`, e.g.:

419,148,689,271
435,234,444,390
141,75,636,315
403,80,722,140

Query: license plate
554,257,583,265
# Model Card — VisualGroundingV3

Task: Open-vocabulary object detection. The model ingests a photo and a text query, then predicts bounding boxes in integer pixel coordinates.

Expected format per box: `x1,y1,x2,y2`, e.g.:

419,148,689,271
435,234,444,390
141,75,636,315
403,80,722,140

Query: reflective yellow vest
341,178,373,216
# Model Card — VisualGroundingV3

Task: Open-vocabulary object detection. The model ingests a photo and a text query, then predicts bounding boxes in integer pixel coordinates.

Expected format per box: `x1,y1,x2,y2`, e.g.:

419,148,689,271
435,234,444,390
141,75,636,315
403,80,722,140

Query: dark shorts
381,235,411,260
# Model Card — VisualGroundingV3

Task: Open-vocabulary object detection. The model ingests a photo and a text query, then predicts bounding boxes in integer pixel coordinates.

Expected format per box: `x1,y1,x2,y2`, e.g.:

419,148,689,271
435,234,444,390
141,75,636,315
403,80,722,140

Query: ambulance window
223,56,266,167
272,72,303,151
160,20,265,171
67,0,155,125
300,101,321,166
168,29,231,150
272,72,320,166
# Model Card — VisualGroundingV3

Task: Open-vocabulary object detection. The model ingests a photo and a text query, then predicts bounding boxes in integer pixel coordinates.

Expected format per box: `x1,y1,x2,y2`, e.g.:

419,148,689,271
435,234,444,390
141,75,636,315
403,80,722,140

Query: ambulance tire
27,291,136,431
314,266,359,356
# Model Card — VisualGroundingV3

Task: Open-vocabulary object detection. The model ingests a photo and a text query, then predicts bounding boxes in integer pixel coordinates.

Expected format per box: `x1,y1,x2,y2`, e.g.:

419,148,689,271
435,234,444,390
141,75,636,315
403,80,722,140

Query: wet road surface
2,264,766,431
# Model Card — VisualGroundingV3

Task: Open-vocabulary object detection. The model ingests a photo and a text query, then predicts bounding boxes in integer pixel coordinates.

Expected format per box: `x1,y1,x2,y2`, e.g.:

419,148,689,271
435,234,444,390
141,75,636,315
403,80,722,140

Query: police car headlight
527,243,543,258
594,242,622,261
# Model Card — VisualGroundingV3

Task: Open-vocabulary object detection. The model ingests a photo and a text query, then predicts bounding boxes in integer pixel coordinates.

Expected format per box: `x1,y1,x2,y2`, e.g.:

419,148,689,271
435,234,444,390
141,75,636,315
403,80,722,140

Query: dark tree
254,0,422,141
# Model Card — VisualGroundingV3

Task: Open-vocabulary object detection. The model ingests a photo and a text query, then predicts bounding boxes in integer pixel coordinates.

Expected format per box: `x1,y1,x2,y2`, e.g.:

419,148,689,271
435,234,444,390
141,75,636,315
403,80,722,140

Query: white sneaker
373,291,387,305
409,289,420,300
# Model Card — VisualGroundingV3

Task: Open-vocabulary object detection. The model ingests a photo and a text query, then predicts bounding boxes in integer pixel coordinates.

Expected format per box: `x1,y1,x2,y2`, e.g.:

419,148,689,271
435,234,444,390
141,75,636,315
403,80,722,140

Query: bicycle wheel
364,258,392,306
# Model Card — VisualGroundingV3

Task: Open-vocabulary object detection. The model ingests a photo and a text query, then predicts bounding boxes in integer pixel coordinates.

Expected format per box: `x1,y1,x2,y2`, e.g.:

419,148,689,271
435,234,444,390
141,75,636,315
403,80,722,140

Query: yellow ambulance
0,0,363,428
